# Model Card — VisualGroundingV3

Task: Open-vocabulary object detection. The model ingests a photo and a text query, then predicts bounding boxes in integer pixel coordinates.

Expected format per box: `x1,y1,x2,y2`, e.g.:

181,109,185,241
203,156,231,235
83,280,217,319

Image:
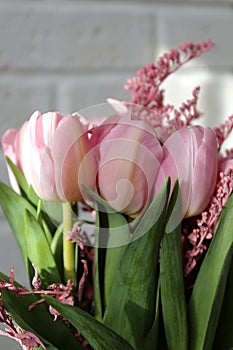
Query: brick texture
0,3,153,71
155,5,233,68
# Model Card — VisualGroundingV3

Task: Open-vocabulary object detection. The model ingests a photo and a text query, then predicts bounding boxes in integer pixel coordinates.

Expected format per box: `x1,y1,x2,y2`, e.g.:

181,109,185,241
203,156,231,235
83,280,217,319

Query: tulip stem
62,202,76,285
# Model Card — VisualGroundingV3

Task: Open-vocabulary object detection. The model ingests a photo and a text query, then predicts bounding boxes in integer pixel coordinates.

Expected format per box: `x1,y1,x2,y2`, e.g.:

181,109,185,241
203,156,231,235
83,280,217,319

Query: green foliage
160,181,188,350
160,225,188,350
6,157,40,206
188,193,233,350
24,209,61,287
0,181,36,269
213,257,233,349
1,172,233,350
0,274,82,350
44,296,134,350
102,180,170,349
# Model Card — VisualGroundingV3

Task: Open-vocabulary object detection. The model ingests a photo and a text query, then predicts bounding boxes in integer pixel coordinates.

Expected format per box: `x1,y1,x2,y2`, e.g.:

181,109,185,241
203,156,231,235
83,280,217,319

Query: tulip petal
1,129,21,192
97,118,163,216
189,127,218,216
155,128,193,217
50,115,95,202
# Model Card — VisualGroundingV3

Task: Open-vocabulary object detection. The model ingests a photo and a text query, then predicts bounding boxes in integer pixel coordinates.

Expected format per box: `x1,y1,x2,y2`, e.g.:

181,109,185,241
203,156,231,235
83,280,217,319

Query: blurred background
0,0,233,348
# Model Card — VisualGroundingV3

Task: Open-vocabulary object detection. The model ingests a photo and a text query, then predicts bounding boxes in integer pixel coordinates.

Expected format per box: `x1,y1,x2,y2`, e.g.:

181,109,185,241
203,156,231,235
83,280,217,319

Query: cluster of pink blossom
1,40,233,332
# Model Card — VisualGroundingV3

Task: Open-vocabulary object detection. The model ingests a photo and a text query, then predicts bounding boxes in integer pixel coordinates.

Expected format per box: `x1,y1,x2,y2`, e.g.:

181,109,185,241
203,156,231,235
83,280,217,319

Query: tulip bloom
154,126,218,218
95,117,163,217
1,122,28,193
1,111,96,202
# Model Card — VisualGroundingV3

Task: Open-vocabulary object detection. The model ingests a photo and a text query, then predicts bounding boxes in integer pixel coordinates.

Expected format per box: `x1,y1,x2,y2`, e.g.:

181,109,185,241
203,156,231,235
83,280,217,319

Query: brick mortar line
0,1,231,13
0,66,231,78
0,68,145,77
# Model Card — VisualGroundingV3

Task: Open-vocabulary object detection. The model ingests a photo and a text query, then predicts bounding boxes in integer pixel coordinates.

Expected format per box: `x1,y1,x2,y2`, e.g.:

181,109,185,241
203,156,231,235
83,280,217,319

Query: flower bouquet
0,39,233,350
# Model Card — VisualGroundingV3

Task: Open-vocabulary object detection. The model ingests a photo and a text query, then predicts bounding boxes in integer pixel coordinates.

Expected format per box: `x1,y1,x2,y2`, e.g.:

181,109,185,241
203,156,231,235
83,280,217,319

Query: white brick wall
0,1,233,348
155,5,233,68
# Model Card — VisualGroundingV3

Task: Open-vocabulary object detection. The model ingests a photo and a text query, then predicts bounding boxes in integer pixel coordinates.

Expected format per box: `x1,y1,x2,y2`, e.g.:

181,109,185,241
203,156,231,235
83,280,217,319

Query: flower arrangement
0,39,233,350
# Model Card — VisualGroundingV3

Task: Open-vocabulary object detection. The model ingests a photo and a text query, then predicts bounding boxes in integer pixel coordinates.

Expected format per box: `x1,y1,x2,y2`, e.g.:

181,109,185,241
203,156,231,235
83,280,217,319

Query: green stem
62,202,76,284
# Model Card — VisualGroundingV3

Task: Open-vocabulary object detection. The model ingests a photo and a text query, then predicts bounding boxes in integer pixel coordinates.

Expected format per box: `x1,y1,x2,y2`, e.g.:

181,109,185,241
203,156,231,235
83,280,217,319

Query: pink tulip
2,121,28,193
94,117,163,217
154,126,218,218
1,111,96,202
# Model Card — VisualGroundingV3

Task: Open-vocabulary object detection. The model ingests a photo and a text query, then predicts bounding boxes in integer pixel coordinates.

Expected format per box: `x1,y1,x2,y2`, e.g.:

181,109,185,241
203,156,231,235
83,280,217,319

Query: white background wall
0,1,233,348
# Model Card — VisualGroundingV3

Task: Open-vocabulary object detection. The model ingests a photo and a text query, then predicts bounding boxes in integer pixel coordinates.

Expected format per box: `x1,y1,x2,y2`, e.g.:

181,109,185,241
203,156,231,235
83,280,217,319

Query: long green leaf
24,209,61,287
6,157,58,236
94,206,130,317
103,180,170,349
51,225,64,282
94,207,108,321
0,273,82,350
6,156,40,206
44,296,134,350
189,193,233,350
0,181,36,267
212,256,233,349
82,186,116,320
104,212,130,311
160,225,188,350
142,278,161,350
157,180,188,350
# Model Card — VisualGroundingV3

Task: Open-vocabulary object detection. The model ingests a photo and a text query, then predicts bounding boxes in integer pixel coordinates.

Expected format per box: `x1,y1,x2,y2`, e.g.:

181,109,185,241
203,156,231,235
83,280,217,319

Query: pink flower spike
125,39,213,110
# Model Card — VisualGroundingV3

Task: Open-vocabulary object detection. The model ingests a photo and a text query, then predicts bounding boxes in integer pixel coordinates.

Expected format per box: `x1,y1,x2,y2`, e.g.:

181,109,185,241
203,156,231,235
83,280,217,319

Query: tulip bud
95,117,163,217
1,111,96,202
1,122,28,193
154,126,218,218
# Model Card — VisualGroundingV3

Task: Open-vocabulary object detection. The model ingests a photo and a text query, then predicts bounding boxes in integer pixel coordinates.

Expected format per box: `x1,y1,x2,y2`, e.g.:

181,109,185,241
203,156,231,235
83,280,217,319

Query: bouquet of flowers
0,39,232,350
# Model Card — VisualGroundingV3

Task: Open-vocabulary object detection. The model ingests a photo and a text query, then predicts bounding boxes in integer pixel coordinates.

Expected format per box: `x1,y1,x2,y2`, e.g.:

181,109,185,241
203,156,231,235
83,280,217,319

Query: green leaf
160,225,188,350
94,204,130,318
165,179,183,233
82,184,116,213
159,181,188,350
103,180,170,349
37,199,53,245
6,156,40,206
213,256,233,349
189,193,233,350
84,185,131,319
7,157,58,236
142,278,161,350
94,208,108,321
0,181,36,267
83,185,129,320
51,225,64,282
36,346,58,350
44,296,134,350
24,209,61,287
0,274,82,350
104,212,130,311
